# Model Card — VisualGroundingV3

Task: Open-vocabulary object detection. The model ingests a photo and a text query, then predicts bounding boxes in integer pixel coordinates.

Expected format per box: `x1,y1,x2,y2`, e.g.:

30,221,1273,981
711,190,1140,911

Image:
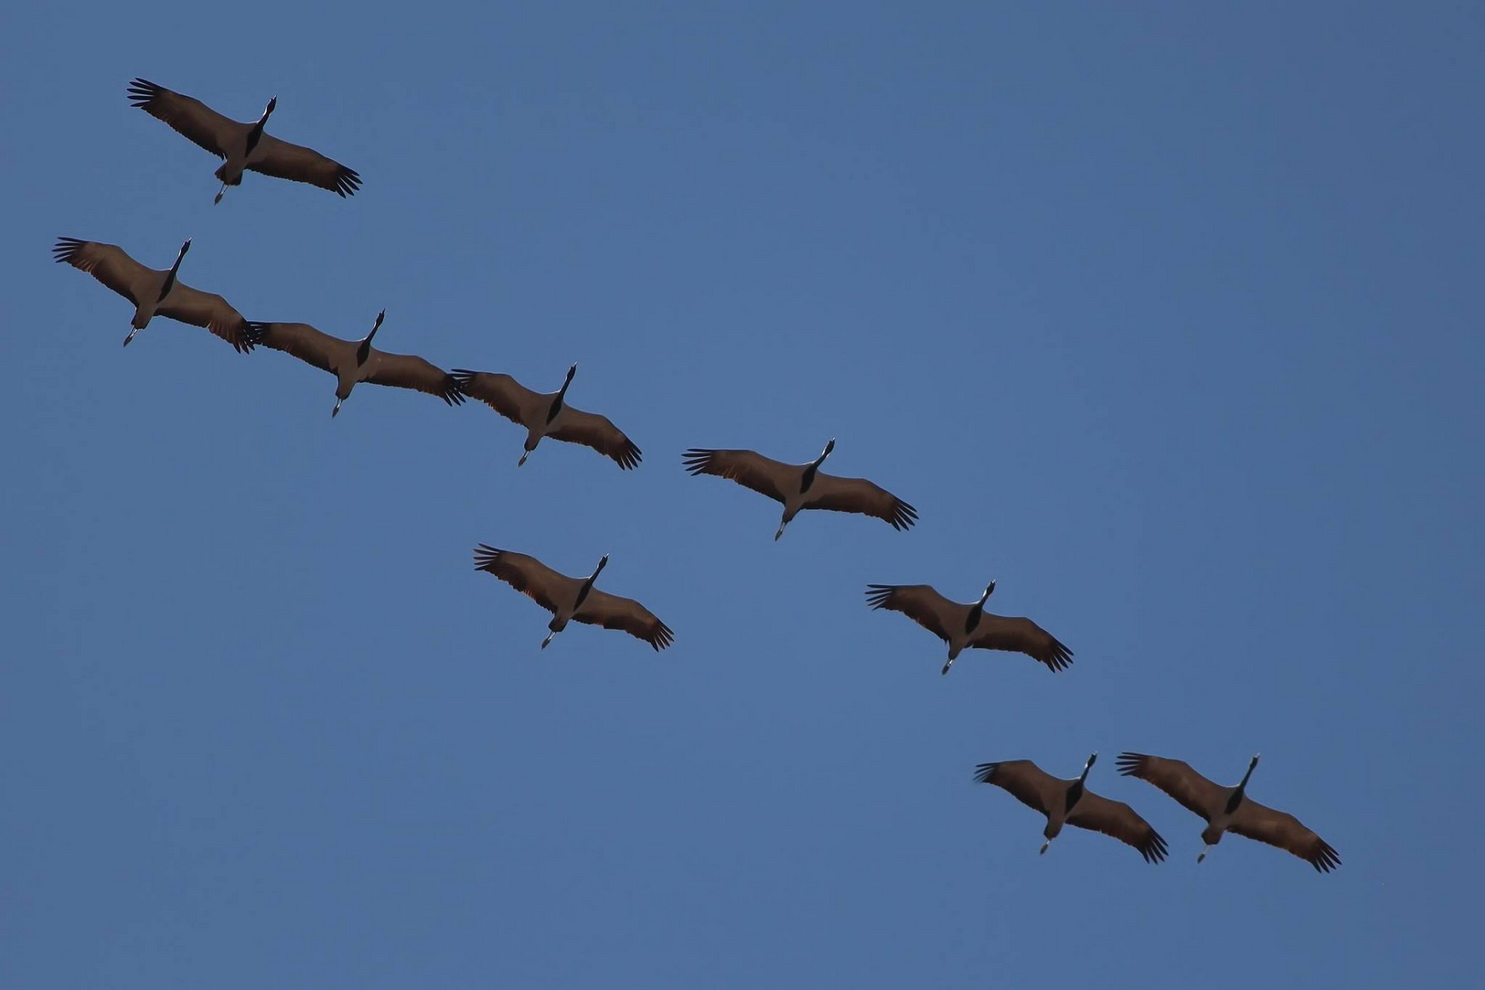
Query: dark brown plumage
128,78,361,202
1117,752,1340,872
453,364,641,469
247,312,463,416
473,545,673,651
683,439,916,540
975,756,1168,863
53,237,253,352
865,581,1072,675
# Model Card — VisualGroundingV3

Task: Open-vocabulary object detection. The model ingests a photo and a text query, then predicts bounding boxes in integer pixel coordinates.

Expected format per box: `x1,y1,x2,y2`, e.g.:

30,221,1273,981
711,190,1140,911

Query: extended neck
577,555,609,602
247,97,276,152
358,310,385,359
1078,753,1098,785
160,238,191,299
1236,755,1259,793
965,581,995,631
1224,754,1260,815
813,438,836,468
547,365,578,424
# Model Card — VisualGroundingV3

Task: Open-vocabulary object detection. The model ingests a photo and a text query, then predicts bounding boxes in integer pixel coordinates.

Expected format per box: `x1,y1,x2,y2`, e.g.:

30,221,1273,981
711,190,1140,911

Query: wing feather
1115,753,1227,821
451,370,549,426
367,353,464,405
247,322,343,373
970,614,1074,671
549,407,642,469
1230,799,1341,872
573,588,674,650
472,545,572,614
972,760,1061,816
127,78,236,158
1066,792,1170,863
864,584,960,643
53,237,149,305
157,284,253,352
682,448,791,503
249,134,362,197
805,473,918,530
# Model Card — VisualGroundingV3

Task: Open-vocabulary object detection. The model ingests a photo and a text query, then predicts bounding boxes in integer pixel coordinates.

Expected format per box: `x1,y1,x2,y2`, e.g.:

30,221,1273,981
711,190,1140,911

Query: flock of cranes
56,78,1341,875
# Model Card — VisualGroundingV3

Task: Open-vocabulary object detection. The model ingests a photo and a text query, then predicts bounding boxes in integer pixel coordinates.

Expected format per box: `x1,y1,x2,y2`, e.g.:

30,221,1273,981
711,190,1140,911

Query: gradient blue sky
3,2,1482,987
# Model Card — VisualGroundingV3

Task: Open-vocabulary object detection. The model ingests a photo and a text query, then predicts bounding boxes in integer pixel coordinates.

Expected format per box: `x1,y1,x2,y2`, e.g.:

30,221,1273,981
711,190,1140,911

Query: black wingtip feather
472,543,505,571
53,236,92,264
334,167,362,197
616,442,643,470
972,762,1000,784
1114,753,1148,777
888,499,919,531
439,375,466,406
681,448,716,475
864,585,899,610
126,78,162,108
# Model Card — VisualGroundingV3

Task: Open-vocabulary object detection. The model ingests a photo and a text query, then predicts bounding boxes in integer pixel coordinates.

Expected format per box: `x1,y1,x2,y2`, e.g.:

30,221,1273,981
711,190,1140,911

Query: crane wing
472,545,571,614
248,134,362,197
970,614,1073,671
1229,799,1341,872
247,322,342,373
53,237,149,305
972,760,1062,816
1115,753,1227,822
157,284,254,352
549,407,643,469
367,353,464,405
573,589,674,651
128,78,235,158
864,584,959,643
805,473,918,530
451,371,548,426
1066,792,1169,863
682,448,790,502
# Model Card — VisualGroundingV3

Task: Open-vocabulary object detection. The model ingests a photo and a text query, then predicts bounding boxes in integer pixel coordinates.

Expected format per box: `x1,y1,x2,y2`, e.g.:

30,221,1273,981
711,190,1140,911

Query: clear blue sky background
3,2,1481,986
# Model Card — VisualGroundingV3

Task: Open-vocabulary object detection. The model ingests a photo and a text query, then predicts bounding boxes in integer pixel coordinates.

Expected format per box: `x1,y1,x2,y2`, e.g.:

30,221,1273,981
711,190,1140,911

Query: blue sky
3,2,1481,986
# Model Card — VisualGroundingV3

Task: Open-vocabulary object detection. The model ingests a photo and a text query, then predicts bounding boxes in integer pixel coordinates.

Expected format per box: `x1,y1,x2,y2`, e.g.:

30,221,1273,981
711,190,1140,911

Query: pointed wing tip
681,448,715,474
972,762,999,784
52,237,83,262
1114,753,1148,776
126,78,161,107
472,544,505,569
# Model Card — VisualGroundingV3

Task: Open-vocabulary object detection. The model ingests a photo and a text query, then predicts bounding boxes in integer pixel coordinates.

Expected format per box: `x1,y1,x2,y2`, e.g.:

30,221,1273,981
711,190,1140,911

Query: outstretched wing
158,283,254,352
573,588,674,651
682,448,790,503
247,322,342,373
970,614,1073,671
1229,799,1341,873
249,133,362,197
550,407,642,470
128,78,236,158
367,352,464,405
53,237,149,305
1067,792,1169,863
472,545,572,614
451,370,548,426
806,473,918,530
972,760,1061,816
1115,753,1226,822
864,584,959,643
